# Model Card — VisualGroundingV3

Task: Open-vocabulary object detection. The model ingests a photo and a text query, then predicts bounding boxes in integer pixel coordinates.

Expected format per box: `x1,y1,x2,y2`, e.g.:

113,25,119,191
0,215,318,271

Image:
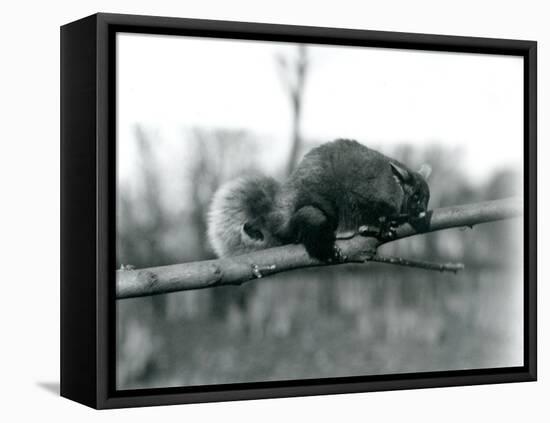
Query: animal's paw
358,222,396,240
378,216,404,239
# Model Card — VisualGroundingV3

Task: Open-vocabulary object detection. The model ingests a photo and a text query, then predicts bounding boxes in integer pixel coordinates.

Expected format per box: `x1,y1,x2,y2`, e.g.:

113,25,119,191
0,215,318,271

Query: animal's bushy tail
207,174,281,257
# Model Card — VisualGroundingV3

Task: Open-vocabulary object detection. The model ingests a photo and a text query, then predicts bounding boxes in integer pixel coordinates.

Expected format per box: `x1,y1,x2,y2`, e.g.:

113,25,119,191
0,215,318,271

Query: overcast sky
117,32,523,188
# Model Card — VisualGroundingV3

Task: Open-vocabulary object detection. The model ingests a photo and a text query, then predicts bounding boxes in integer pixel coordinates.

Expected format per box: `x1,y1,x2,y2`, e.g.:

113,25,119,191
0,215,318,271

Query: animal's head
207,175,282,257
390,162,431,218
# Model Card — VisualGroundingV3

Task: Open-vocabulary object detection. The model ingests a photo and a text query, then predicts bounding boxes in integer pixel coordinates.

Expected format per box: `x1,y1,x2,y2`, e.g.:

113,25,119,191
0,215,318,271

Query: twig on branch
367,255,464,273
116,197,522,299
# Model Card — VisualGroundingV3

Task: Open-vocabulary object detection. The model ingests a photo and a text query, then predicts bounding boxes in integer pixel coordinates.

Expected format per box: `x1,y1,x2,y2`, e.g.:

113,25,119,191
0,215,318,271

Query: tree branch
116,197,522,299
367,255,464,273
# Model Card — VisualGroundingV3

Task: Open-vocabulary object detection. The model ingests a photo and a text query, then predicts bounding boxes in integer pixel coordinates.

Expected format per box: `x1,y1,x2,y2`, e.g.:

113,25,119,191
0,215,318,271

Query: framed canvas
60,13,537,409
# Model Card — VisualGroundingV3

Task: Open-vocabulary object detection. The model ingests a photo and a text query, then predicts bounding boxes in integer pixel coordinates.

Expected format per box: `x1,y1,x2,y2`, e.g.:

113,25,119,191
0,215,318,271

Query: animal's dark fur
208,139,431,260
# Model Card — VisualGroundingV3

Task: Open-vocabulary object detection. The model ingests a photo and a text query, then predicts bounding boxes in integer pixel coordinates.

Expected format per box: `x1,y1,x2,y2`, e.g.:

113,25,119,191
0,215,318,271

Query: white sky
117,32,523,187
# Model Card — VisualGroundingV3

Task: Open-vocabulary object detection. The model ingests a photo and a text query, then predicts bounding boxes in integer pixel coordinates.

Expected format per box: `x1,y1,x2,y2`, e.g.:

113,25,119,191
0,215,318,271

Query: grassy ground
117,264,523,390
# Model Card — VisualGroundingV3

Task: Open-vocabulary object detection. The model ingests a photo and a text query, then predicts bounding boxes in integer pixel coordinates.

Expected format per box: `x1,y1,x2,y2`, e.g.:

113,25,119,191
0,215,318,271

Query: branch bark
116,197,522,299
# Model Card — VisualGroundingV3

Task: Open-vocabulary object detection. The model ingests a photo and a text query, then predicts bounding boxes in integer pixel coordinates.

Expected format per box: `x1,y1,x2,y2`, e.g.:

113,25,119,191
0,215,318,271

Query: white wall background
1,0,546,421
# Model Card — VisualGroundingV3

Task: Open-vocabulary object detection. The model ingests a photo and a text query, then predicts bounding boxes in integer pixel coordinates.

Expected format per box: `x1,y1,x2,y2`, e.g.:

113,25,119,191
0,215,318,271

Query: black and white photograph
114,31,526,390
4,0,550,418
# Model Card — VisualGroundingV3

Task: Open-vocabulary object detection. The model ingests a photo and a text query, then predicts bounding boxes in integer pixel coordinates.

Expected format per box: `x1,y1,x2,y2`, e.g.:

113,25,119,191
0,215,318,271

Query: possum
207,139,431,261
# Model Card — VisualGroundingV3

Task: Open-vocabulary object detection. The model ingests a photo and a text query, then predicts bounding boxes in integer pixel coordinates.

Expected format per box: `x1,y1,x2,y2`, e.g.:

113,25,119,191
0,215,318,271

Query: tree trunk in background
277,45,309,176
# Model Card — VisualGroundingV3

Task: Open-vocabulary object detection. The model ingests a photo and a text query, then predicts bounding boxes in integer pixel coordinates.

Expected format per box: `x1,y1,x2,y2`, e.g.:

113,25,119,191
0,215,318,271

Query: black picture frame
60,12,537,409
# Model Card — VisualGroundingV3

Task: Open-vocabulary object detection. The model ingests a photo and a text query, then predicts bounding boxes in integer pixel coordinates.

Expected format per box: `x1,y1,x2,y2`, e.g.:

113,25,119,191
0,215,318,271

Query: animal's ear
418,164,432,180
390,162,411,183
243,222,264,241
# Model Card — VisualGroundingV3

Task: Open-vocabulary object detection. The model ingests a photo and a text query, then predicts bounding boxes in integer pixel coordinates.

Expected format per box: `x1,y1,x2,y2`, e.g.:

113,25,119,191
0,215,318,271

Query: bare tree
277,45,309,175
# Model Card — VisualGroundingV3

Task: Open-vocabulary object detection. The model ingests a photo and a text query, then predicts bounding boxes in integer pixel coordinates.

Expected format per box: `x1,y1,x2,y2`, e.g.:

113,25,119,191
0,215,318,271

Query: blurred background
116,34,524,389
